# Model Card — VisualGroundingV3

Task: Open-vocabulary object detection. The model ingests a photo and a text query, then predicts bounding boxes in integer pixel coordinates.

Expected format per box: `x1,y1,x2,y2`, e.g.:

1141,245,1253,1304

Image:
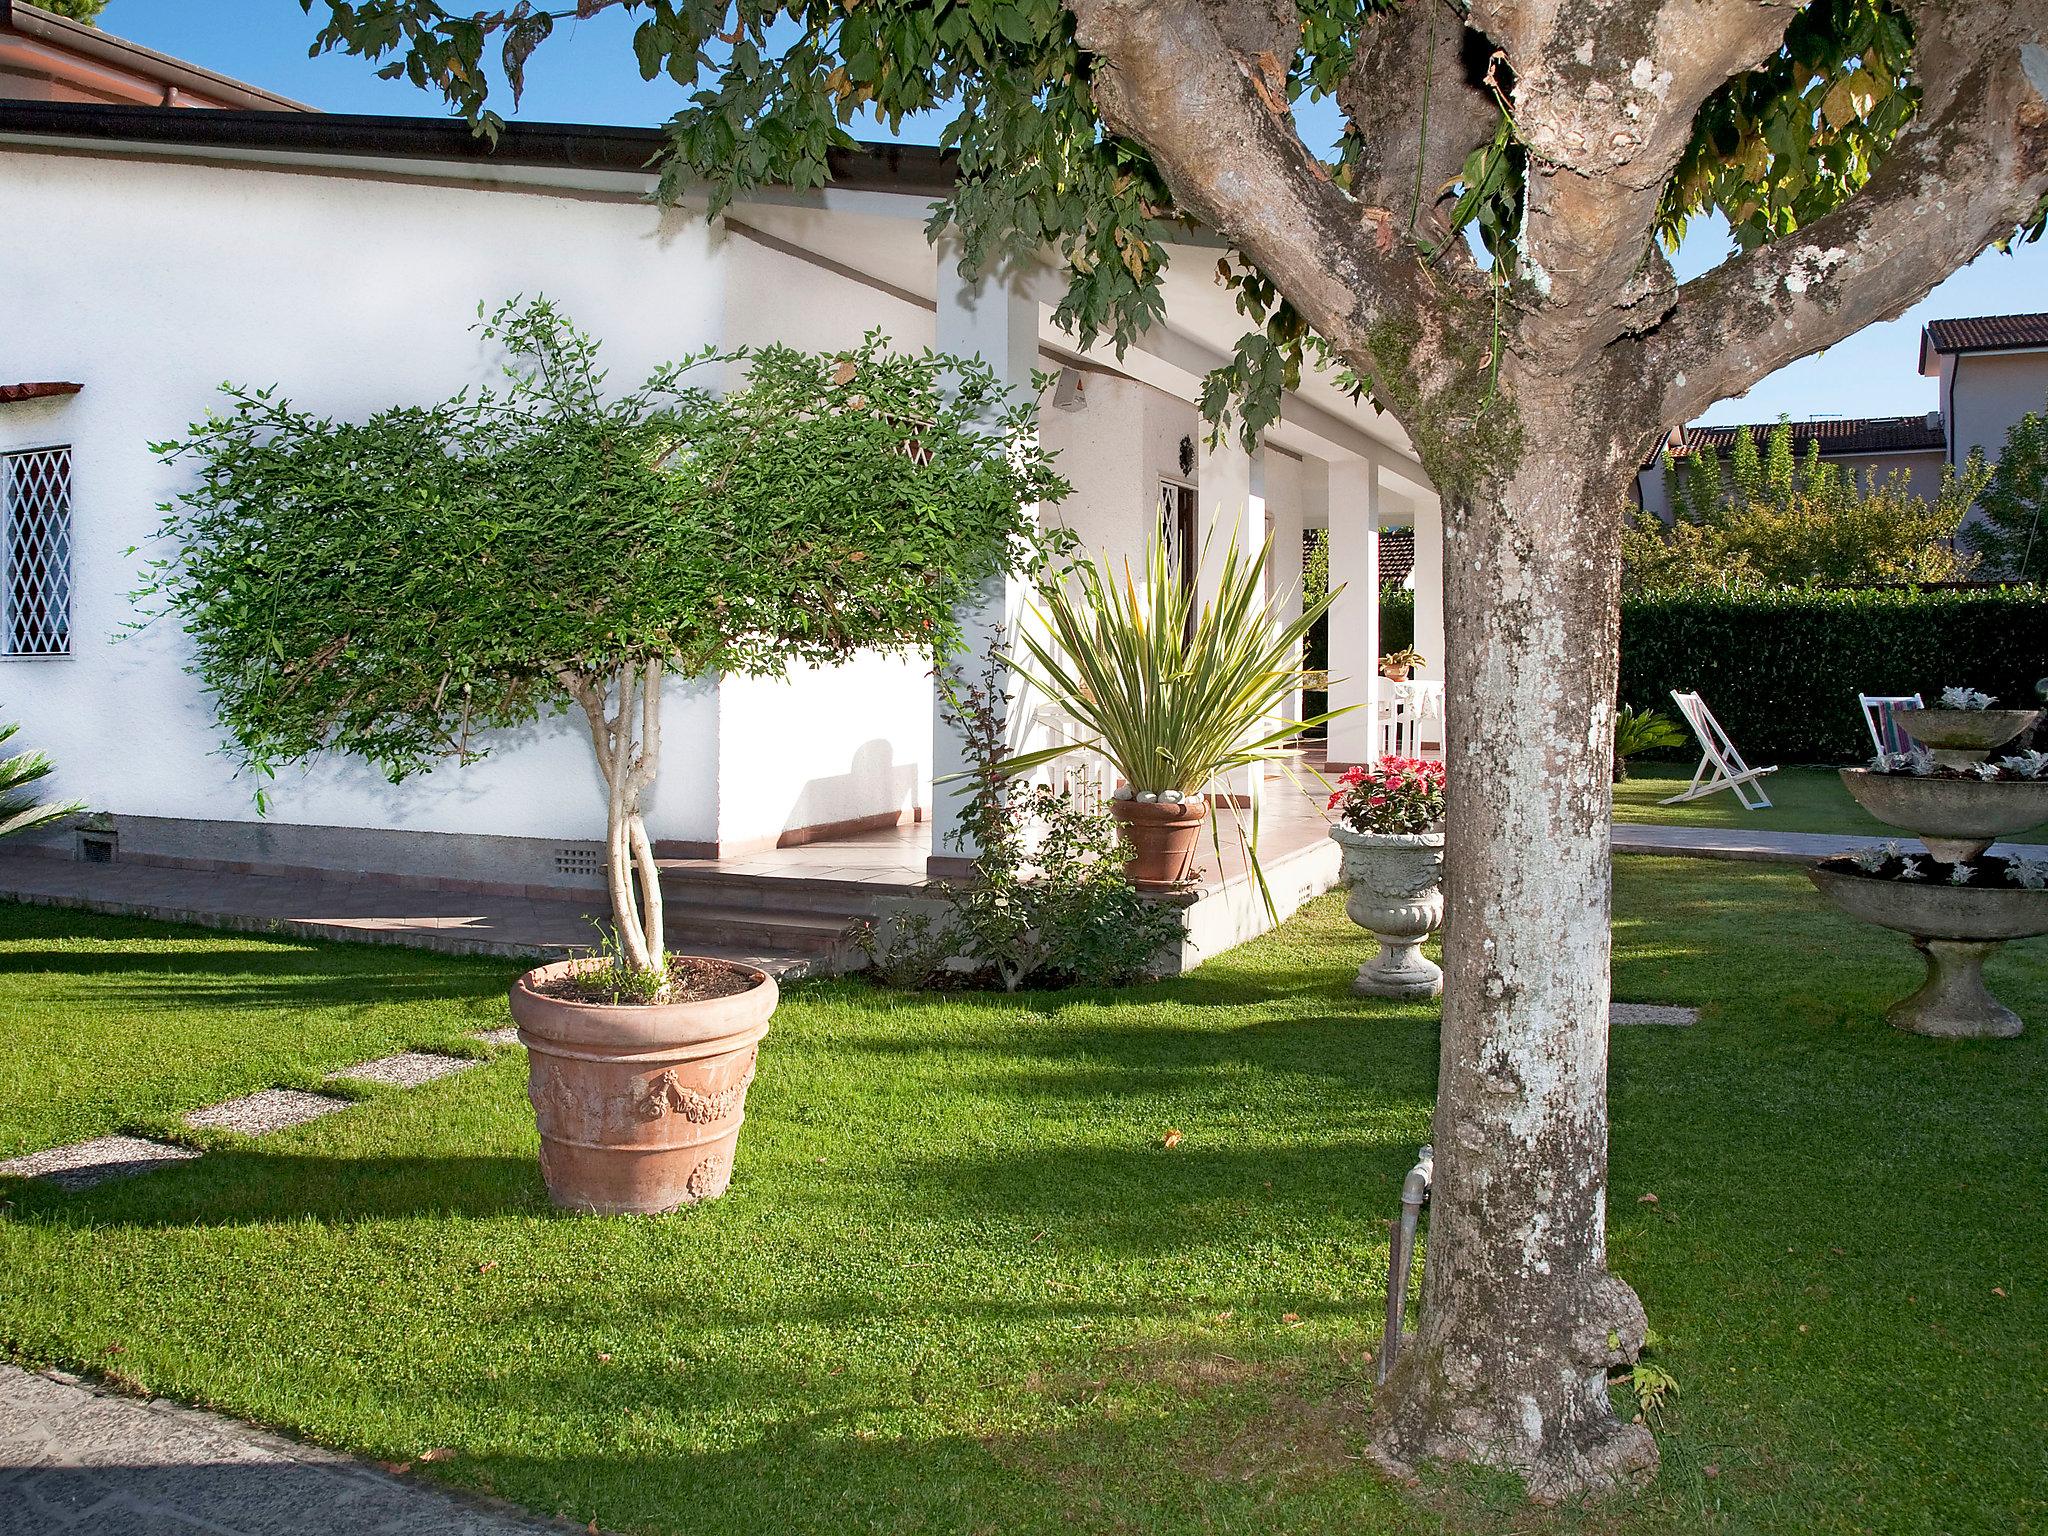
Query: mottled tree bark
1065,0,2048,1500
1369,376,1657,1497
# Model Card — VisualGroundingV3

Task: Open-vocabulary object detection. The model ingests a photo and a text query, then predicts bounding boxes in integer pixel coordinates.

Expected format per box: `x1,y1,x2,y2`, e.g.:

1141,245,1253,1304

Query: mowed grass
0,904,512,1155
0,865,2044,1535
1614,762,2048,842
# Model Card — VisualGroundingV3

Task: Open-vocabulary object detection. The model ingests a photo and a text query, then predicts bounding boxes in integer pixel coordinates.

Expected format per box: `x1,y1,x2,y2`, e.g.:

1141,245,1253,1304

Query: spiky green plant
0,723,83,840
997,534,1350,908
1613,704,1687,783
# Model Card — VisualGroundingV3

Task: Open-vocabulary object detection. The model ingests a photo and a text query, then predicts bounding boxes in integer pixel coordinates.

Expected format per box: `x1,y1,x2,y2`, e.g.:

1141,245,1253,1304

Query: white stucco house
0,38,1445,922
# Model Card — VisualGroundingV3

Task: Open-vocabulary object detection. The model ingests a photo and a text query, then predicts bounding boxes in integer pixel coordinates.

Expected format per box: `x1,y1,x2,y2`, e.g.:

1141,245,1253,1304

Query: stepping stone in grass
327,1051,478,1088
0,1135,202,1190
184,1089,349,1135
470,1027,522,1048
1612,1002,1698,1028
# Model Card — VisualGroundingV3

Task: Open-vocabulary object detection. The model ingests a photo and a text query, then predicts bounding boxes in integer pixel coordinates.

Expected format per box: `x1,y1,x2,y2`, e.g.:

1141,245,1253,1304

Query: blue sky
110,0,2048,428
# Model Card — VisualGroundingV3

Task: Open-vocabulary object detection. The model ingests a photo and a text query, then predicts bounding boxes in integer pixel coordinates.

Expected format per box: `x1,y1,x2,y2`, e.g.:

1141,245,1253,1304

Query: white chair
1859,693,1923,757
1376,680,1444,759
1662,690,1778,809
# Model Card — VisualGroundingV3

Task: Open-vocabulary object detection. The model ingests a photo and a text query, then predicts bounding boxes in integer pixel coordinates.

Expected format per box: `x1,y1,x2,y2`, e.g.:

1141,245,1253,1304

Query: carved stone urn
1330,824,1446,999
509,957,777,1214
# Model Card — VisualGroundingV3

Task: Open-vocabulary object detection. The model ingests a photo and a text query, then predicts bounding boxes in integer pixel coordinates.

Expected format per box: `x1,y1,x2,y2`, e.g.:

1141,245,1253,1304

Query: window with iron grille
0,447,72,657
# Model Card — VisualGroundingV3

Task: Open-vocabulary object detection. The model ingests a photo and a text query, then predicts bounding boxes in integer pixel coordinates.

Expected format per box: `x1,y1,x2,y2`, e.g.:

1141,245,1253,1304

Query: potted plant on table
994,534,1343,900
141,301,1064,1214
1328,756,1447,998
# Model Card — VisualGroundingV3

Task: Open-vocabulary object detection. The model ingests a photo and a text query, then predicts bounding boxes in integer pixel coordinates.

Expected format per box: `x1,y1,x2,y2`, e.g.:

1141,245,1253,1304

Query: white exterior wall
1038,372,1195,568
1949,351,2048,471
711,229,937,848
0,149,735,854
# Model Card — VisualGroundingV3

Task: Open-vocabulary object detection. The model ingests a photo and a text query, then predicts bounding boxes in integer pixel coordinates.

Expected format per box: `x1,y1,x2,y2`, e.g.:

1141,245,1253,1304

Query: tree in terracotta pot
997,533,1341,901
140,299,1065,1214
1328,756,1448,999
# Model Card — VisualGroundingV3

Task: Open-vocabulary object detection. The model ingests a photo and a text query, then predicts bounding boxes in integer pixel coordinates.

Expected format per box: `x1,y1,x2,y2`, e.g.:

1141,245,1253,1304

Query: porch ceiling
732,198,1429,482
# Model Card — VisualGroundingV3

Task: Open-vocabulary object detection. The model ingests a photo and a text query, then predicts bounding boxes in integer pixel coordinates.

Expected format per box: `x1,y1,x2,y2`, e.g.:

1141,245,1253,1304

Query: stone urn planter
509,956,777,1215
1330,823,1446,999
1893,706,2042,769
1809,863,2047,1039
1112,796,1208,890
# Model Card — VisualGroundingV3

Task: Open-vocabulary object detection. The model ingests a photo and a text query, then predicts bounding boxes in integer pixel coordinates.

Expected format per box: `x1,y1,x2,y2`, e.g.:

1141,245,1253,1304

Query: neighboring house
1920,312,2048,474
0,21,1443,902
0,0,307,110
1635,309,2048,515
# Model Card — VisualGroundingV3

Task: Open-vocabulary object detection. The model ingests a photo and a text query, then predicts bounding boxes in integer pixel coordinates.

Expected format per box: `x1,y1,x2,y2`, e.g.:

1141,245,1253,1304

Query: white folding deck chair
1662,690,1779,809
1859,693,1923,757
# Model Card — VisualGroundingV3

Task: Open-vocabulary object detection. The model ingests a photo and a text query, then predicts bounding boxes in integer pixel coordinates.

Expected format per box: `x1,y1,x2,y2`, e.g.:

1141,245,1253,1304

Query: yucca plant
0,722,83,840
998,533,1350,907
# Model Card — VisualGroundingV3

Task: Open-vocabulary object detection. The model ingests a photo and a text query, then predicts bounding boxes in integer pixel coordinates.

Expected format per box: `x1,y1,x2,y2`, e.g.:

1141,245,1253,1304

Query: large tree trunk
1368,395,1657,1500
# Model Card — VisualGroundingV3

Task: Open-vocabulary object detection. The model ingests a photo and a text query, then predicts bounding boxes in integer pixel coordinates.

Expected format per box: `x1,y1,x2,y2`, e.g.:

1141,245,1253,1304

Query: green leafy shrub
852,649,1182,992
1618,587,2048,763
1630,420,1987,592
140,299,1067,982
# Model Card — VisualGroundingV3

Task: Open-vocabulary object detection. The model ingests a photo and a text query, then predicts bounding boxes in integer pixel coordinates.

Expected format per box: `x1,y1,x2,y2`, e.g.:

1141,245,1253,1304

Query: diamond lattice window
0,447,72,657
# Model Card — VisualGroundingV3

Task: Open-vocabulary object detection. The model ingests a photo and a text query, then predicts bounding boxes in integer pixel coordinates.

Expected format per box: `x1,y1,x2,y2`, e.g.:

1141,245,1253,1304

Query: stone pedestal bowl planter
1330,823,1446,999
1808,864,2047,1039
1112,796,1208,890
1839,769,2048,862
1894,706,2042,769
509,957,778,1215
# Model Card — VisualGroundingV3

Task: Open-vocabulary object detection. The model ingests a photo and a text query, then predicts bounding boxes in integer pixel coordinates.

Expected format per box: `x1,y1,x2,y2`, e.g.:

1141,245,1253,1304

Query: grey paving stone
0,1368,567,1534
1612,1002,1698,1028
182,1091,348,1136
325,1052,477,1089
0,1137,201,1191
469,1028,522,1048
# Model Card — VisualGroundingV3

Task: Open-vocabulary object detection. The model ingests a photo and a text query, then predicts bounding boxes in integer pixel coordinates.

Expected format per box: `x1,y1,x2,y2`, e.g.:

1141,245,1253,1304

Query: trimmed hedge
1619,587,2048,763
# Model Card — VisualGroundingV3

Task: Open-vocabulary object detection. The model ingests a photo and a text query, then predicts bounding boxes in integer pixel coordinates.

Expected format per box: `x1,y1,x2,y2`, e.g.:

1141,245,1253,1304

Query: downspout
1376,1143,1433,1386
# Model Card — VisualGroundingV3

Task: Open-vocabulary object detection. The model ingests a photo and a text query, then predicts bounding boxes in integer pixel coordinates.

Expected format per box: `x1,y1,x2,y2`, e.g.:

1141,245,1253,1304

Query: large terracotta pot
1112,796,1208,890
1330,823,1446,999
509,956,777,1215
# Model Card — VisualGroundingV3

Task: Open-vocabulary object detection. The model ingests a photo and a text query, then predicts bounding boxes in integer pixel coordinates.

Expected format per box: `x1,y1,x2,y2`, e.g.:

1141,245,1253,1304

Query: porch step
655,864,906,916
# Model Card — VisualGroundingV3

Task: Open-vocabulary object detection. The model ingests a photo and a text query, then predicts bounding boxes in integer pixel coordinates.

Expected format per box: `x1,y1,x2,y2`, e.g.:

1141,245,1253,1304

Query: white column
1196,433,1259,808
1195,432,1254,608
928,261,1039,877
1264,452,1306,729
1410,492,1446,752
1324,458,1381,767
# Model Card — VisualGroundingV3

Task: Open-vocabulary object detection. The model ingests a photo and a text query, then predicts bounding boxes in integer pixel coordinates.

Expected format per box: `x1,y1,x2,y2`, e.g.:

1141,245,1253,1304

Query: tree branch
1472,0,1798,357
1337,0,1499,242
1066,0,1486,428
1643,0,2048,424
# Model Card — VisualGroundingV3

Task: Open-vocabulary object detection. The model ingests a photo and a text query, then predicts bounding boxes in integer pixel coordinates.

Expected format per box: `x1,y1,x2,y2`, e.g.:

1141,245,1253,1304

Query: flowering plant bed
1868,748,2048,781
1328,757,1445,835
1821,844,2048,890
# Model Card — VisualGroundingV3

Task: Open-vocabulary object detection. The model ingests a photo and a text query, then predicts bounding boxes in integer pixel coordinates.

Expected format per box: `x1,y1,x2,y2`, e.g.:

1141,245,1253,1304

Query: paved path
0,1365,576,1535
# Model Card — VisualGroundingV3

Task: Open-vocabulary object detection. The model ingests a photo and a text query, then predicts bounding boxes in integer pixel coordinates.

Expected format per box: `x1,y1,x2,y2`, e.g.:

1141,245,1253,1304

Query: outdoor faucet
1377,1143,1433,1387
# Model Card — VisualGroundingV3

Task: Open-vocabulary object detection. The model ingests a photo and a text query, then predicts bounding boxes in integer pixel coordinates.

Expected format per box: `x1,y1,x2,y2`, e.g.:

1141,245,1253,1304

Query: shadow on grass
2,1149,551,1227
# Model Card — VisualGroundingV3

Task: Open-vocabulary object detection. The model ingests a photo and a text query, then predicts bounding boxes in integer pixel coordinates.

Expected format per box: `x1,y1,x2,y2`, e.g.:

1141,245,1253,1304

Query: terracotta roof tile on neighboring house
1922,312,2048,358
1378,528,1414,587
1654,414,1946,466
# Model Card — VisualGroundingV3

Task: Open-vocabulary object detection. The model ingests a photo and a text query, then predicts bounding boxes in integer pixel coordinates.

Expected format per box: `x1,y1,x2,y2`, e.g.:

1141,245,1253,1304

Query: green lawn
1615,762,2048,842
2,871,2044,1535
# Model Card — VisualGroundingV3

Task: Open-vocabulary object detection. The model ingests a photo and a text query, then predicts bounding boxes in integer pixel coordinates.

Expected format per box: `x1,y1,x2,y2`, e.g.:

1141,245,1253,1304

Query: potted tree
1328,757,1448,998
997,534,1342,897
142,299,1064,1214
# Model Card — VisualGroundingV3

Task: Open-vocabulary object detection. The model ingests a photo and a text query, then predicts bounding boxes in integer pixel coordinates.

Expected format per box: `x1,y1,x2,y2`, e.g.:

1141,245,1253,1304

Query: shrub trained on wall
139,299,1068,982
1618,587,2048,764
